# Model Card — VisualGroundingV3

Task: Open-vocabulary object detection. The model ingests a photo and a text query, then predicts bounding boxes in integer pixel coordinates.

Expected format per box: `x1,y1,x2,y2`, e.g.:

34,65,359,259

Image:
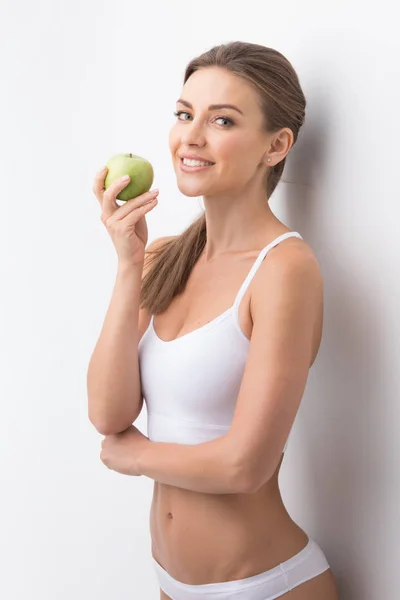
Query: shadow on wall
279,86,386,599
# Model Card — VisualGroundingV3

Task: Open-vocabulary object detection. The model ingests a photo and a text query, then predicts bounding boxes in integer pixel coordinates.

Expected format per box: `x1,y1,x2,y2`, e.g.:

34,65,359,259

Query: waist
150,480,306,584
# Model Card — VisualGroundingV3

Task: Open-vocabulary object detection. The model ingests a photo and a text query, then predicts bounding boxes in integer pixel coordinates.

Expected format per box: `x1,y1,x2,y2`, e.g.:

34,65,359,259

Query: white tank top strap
232,231,303,313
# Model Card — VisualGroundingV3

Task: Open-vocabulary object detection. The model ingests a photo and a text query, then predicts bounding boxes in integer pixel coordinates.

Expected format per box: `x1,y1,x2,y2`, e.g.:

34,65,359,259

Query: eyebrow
176,98,244,116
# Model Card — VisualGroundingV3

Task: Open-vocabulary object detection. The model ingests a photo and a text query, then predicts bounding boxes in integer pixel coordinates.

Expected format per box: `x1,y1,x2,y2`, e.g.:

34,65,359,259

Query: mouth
179,157,215,173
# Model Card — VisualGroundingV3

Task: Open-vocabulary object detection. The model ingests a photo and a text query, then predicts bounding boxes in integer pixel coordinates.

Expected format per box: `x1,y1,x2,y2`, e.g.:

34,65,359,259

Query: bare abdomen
149,478,308,585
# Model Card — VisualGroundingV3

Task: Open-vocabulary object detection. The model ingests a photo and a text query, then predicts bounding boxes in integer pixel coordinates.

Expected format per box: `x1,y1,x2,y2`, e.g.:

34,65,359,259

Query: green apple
104,153,154,201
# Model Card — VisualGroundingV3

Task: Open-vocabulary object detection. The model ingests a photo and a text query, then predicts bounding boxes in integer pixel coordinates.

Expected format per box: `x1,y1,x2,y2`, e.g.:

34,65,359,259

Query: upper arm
226,245,323,493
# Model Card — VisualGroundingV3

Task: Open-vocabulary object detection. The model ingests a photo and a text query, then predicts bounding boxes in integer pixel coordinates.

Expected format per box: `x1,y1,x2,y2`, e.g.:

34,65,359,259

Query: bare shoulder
259,235,322,288
248,236,324,367
250,236,323,331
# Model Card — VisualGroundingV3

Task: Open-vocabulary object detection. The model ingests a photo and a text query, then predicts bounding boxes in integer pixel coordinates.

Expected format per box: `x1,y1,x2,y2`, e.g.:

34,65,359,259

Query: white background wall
1,1,399,598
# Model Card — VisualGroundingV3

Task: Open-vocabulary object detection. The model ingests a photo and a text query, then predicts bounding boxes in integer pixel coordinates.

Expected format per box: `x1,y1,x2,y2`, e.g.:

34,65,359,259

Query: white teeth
182,158,213,167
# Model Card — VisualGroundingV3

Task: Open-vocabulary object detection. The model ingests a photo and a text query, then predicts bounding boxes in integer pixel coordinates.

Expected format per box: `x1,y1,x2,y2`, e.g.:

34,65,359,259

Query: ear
259,148,273,168
258,154,274,172
266,128,294,166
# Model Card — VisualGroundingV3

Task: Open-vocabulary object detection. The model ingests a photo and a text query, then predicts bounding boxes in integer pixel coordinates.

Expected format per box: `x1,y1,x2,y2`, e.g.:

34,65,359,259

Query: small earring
267,158,271,162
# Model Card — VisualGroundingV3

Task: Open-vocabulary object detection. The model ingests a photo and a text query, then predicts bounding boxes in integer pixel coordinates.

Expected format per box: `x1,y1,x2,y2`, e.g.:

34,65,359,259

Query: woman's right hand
92,166,159,266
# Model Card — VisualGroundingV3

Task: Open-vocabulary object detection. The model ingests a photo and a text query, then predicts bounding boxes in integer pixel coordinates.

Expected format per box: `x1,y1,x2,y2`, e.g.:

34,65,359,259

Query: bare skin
138,231,339,600
139,63,339,600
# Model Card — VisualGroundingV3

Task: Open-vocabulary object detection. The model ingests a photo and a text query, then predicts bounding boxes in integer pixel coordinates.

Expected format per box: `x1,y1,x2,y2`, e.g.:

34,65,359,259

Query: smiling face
169,67,272,198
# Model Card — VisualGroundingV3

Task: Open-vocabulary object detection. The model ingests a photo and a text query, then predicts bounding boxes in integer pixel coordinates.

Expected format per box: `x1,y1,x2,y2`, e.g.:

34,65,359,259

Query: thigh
280,568,339,599
160,589,173,600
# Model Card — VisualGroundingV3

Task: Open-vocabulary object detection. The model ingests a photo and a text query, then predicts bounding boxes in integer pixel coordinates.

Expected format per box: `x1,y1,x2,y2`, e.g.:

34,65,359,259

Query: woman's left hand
100,425,149,476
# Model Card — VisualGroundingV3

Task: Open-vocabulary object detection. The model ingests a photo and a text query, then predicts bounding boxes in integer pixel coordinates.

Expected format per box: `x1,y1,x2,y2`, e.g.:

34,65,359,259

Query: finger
112,189,159,221
92,166,108,204
102,175,132,221
103,197,158,230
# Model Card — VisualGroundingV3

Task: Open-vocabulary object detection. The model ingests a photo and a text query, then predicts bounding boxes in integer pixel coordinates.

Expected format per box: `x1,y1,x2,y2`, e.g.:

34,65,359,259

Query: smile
180,158,215,173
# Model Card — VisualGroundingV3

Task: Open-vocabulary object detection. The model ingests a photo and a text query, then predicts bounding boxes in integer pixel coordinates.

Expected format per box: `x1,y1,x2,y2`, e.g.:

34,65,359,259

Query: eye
173,111,234,127
173,110,191,121
214,116,233,127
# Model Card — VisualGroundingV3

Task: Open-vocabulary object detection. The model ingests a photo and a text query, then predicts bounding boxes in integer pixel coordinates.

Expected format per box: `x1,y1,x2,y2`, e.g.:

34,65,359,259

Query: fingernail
122,175,130,181
150,188,159,195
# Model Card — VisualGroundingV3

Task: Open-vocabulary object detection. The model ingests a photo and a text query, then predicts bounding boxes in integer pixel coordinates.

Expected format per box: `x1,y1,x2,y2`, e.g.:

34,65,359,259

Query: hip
153,538,336,600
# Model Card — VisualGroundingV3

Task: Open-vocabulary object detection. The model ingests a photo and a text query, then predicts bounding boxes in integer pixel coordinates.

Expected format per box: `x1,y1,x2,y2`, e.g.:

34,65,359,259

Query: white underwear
152,536,330,600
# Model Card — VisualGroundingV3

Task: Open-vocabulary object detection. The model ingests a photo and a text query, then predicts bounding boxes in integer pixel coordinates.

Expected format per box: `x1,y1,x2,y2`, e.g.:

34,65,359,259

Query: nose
180,118,206,147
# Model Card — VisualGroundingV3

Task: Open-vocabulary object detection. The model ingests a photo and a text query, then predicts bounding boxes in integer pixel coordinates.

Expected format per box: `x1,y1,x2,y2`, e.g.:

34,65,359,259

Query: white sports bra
138,231,303,454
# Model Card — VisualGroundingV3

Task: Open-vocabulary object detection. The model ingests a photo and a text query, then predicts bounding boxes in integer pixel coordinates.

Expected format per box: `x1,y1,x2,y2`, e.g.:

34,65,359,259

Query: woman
91,42,339,600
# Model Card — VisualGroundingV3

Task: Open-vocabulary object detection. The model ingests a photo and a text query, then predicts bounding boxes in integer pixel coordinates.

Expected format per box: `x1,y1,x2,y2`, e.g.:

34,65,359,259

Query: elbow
223,436,259,494
236,471,260,494
88,398,143,436
229,456,260,495
236,462,278,494
88,414,134,436
88,417,114,436
229,449,273,494
90,422,113,436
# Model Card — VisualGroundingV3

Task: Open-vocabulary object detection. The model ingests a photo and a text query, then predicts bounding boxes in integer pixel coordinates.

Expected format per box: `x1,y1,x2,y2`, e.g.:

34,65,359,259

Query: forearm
87,263,143,434
137,435,243,494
